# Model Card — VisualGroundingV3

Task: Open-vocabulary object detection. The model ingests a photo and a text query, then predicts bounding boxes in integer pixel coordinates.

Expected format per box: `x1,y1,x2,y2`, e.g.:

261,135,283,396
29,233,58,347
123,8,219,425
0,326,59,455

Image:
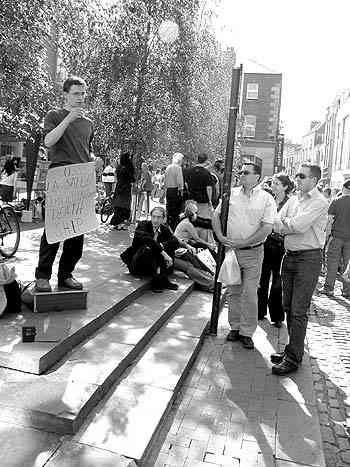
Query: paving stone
0,420,62,467
204,452,239,465
45,441,136,466
276,400,325,466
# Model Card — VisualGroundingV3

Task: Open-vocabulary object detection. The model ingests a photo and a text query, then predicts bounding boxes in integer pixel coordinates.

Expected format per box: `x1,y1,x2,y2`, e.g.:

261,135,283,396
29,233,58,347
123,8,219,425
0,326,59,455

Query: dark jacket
120,221,179,266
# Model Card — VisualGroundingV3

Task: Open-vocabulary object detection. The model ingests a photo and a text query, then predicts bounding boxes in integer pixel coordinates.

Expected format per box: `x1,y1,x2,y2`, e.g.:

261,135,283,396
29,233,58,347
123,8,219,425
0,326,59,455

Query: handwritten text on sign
45,162,98,244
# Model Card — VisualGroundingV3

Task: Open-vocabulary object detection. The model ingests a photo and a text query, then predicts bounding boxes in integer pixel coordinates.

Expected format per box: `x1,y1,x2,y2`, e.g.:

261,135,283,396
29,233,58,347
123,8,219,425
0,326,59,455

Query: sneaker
272,359,298,376
270,352,285,364
240,335,254,349
58,277,83,290
226,330,240,342
35,278,52,293
318,287,334,297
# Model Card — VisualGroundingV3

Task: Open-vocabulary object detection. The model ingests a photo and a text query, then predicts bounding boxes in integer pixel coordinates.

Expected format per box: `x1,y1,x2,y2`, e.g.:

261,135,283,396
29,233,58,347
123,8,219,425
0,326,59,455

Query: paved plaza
0,226,349,466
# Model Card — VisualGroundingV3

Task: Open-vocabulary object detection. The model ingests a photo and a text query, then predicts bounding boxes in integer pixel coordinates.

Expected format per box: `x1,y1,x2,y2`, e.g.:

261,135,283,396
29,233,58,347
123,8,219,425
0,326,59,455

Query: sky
213,0,350,142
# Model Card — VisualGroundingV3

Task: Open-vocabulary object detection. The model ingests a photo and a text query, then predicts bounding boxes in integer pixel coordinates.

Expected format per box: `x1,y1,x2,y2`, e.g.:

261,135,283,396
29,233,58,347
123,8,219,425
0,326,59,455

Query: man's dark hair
198,153,208,164
302,164,322,182
243,162,261,176
63,76,86,93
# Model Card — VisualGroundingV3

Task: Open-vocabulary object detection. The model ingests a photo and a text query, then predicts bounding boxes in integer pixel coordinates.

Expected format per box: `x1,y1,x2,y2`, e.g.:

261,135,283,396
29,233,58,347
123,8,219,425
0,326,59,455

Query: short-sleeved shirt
185,166,213,203
215,186,276,242
174,218,200,243
44,108,94,167
164,163,183,190
328,195,350,240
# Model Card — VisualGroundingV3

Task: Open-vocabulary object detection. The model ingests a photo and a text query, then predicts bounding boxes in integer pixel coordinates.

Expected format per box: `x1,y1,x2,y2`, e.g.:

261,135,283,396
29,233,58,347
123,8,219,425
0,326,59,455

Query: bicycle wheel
0,206,21,258
100,198,112,223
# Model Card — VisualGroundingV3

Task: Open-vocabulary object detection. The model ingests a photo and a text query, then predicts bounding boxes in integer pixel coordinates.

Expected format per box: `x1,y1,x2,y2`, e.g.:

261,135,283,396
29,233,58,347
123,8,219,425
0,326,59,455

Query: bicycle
100,195,114,223
0,203,20,258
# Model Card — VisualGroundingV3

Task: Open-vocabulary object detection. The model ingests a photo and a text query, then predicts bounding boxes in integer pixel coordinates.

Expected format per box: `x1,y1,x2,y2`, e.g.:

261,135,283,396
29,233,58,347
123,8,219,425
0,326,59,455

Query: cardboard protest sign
45,162,98,244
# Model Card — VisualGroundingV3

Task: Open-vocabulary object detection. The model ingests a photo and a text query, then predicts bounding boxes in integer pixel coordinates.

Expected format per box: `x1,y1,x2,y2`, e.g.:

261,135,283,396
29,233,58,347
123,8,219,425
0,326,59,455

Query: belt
237,242,264,251
286,248,322,256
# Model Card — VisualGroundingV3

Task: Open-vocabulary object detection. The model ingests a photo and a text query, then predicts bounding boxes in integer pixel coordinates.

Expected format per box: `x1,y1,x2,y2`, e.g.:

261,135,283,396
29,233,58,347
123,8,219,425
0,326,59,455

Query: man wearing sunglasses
271,164,328,375
213,162,276,350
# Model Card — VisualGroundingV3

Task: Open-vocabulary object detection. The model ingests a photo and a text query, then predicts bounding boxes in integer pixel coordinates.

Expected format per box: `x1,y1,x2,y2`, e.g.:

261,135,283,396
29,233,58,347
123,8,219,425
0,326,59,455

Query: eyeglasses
238,170,255,176
295,173,307,179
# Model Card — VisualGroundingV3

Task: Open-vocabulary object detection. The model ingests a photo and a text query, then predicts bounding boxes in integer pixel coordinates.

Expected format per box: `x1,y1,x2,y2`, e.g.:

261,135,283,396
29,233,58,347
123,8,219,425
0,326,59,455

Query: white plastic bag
218,249,241,286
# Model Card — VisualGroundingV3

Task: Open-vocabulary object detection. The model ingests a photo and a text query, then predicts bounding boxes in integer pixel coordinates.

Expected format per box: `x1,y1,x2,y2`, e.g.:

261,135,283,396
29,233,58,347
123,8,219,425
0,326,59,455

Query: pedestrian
151,168,162,200
213,162,277,350
164,152,184,230
0,158,17,202
34,76,94,292
258,173,294,327
120,206,179,292
110,152,135,230
271,164,328,375
185,153,214,218
102,158,116,197
212,158,224,198
137,162,153,218
319,179,350,298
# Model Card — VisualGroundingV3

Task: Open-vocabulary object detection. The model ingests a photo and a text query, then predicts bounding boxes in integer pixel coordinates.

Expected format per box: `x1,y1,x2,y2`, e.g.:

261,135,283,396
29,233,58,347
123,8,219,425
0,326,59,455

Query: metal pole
209,64,243,335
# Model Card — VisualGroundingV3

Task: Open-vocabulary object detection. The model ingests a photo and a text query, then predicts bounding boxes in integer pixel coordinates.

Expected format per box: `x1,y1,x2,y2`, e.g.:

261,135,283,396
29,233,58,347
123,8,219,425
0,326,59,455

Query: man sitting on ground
120,206,180,292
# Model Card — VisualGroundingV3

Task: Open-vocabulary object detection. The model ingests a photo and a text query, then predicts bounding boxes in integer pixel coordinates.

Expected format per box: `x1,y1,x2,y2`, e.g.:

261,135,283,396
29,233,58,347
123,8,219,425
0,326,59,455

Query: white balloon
158,20,179,44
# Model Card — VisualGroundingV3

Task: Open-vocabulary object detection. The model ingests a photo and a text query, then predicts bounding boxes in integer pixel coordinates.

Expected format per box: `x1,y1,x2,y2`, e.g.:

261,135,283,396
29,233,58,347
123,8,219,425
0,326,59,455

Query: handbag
196,248,216,275
218,249,241,286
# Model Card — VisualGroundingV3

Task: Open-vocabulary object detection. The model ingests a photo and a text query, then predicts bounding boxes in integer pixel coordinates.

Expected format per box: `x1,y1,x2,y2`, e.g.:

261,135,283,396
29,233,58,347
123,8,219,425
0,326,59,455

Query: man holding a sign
35,76,95,292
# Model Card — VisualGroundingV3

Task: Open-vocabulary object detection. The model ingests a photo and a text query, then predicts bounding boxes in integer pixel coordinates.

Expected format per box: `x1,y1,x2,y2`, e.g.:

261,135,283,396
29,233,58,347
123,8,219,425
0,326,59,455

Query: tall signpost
209,64,243,335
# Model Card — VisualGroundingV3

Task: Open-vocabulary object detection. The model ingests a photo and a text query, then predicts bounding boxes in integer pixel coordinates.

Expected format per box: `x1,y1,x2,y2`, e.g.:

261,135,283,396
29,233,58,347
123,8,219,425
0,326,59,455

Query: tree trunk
25,132,41,210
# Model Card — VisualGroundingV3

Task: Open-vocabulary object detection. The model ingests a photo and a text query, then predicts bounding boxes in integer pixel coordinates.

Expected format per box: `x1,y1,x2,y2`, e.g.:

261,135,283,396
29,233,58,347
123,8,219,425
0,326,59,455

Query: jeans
35,231,84,283
324,236,350,295
258,240,285,322
282,250,322,366
227,245,264,337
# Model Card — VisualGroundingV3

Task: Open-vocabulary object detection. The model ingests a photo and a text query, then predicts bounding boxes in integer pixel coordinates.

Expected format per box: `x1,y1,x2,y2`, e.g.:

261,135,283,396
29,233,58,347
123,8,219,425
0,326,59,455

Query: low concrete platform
0,280,194,434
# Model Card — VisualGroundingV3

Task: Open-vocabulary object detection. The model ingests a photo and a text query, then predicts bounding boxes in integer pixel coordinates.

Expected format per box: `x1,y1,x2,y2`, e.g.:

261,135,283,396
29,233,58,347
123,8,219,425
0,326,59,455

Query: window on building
242,155,262,169
246,83,259,100
243,115,256,138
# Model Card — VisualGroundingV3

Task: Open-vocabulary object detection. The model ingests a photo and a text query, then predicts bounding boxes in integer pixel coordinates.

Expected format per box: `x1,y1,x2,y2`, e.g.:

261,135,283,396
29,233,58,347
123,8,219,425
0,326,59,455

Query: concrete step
0,271,149,374
0,278,194,435
69,291,212,465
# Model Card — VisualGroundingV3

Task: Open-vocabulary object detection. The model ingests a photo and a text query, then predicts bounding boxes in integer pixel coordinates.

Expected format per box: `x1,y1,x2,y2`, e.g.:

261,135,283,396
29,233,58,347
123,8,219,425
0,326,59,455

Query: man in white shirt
213,162,276,349
272,164,328,375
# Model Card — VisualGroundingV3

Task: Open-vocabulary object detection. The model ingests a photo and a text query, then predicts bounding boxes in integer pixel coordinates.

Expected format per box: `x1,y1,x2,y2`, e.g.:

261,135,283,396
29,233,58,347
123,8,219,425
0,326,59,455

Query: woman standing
258,173,294,327
110,153,135,230
0,158,17,202
137,162,153,218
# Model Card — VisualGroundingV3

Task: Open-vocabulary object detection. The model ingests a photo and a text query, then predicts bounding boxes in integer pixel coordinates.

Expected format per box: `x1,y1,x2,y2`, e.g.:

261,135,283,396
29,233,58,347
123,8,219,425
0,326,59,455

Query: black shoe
270,352,285,364
226,330,240,342
272,321,283,328
240,335,254,349
162,279,179,290
272,359,298,376
58,277,83,290
151,277,164,293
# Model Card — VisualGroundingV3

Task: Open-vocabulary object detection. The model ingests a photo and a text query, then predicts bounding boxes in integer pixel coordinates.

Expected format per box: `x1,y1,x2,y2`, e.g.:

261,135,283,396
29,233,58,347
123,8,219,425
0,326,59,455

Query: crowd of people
29,76,350,382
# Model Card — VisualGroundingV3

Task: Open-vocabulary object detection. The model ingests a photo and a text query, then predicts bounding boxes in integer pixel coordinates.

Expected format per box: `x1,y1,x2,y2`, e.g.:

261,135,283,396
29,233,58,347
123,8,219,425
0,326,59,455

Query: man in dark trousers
320,179,350,298
272,164,328,375
35,76,94,292
120,206,180,292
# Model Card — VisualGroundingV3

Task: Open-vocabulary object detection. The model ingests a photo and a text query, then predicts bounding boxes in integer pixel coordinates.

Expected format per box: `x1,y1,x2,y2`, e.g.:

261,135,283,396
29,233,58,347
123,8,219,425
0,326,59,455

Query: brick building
239,72,282,177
